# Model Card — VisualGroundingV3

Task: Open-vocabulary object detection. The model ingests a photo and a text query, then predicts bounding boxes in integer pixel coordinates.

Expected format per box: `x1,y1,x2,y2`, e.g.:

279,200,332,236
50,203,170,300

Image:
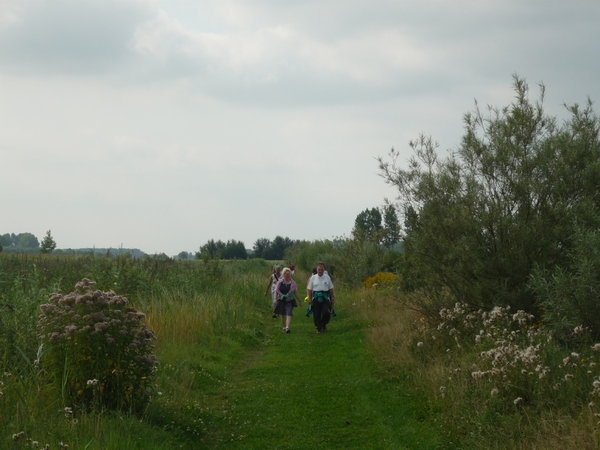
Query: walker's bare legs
281,314,292,332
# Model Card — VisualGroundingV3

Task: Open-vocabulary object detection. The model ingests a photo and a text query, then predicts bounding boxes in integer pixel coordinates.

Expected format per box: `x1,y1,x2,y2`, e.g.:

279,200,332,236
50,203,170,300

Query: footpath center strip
203,298,441,449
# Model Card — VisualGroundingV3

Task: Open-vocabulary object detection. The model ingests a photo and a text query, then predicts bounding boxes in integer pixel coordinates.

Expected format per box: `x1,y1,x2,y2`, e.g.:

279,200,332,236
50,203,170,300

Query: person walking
264,264,281,318
273,267,302,333
307,262,335,333
305,267,317,317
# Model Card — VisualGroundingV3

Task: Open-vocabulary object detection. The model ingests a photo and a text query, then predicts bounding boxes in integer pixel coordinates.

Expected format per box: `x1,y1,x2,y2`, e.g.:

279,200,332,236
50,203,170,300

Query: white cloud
1,0,599,254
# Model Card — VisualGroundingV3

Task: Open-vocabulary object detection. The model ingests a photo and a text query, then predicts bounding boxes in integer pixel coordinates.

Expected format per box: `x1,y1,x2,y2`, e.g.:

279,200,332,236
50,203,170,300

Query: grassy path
200,299,442,449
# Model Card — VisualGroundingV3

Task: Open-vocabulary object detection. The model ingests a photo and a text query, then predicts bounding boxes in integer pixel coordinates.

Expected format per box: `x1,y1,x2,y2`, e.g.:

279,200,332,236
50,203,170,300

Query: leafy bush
38,278,158,412
330,237,385,287
530,224,600,341
378,76,600,318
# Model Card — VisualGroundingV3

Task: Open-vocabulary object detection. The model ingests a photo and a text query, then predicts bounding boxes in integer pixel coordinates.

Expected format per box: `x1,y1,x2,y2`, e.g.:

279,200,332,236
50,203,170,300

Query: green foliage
353,204,401,247
196,239,247,260
0,255,271,449
40,229,57,254
38,278,158,412
285,237,402,286
382,202,401,247
177,251,191,260
0,231,41,253
252,236,298,260
353,207,383,241
0,265,51,362
330,237,385,287
378,76,600,318
18,232,40,248
0,232,11,247
530,224,600,341
0,253,227,371
283,239,335,271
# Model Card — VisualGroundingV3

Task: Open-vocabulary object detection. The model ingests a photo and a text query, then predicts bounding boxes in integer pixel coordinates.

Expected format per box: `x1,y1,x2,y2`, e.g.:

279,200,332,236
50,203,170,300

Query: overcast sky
1,0,599,256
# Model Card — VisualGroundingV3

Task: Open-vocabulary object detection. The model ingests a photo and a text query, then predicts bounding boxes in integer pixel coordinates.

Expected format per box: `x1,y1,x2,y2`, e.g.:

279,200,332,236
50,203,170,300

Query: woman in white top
264,265,281,317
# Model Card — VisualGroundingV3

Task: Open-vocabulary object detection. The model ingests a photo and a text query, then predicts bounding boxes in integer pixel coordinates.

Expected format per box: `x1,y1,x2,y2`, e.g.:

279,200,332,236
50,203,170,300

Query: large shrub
378,76,600,317
330,237,386,287
38,278,158,412
530,224,600,340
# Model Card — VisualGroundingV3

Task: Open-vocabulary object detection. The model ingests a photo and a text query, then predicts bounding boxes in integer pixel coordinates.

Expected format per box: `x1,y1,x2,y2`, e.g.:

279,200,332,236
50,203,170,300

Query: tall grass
0,253,271,449
353,285,600,449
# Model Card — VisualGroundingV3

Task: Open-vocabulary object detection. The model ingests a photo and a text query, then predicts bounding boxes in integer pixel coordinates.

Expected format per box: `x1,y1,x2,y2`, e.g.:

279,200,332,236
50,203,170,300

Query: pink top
274,279,298,301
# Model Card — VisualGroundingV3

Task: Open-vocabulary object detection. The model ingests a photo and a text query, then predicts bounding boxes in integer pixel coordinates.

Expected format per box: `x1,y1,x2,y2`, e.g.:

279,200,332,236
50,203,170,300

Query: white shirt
271,273,280,292
307,273,334,292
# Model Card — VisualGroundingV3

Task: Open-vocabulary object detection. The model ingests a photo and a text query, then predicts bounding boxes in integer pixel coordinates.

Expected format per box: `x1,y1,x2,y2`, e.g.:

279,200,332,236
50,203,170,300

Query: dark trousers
312,299,331,331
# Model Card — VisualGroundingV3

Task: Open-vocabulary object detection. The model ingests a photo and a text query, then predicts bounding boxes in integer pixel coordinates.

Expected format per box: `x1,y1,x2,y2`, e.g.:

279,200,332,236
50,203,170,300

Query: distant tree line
1,232,40,249
54,248,149,258
192,236,303,263
177,251,194,260
252,236,300,260
0,231,154,259
196,239,247,260
0,230,57,254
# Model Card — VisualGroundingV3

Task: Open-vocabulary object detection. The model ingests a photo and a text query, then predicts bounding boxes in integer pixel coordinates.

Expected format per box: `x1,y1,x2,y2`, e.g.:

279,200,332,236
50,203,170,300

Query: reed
0,254,271,449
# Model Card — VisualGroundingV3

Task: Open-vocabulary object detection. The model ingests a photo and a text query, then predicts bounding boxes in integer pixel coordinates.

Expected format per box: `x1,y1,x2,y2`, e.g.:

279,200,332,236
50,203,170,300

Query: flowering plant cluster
38,278,158,412
363,272,397,289
416,302,600,410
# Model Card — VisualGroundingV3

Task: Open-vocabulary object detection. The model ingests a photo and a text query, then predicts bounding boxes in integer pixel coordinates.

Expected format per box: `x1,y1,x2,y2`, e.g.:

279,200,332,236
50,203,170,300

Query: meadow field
1,253,600,449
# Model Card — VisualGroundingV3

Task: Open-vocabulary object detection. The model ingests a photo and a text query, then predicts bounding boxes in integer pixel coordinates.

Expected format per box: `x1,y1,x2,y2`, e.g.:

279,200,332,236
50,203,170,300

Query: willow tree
378,76,600,322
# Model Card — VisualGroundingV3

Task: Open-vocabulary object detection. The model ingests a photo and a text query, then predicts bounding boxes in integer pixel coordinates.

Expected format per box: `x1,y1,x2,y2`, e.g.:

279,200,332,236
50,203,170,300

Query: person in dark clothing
306,262,335,333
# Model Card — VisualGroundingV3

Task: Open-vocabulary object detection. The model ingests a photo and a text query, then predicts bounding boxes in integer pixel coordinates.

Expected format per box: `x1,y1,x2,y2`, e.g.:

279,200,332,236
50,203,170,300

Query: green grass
0,257,443,449
190,295,442,449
